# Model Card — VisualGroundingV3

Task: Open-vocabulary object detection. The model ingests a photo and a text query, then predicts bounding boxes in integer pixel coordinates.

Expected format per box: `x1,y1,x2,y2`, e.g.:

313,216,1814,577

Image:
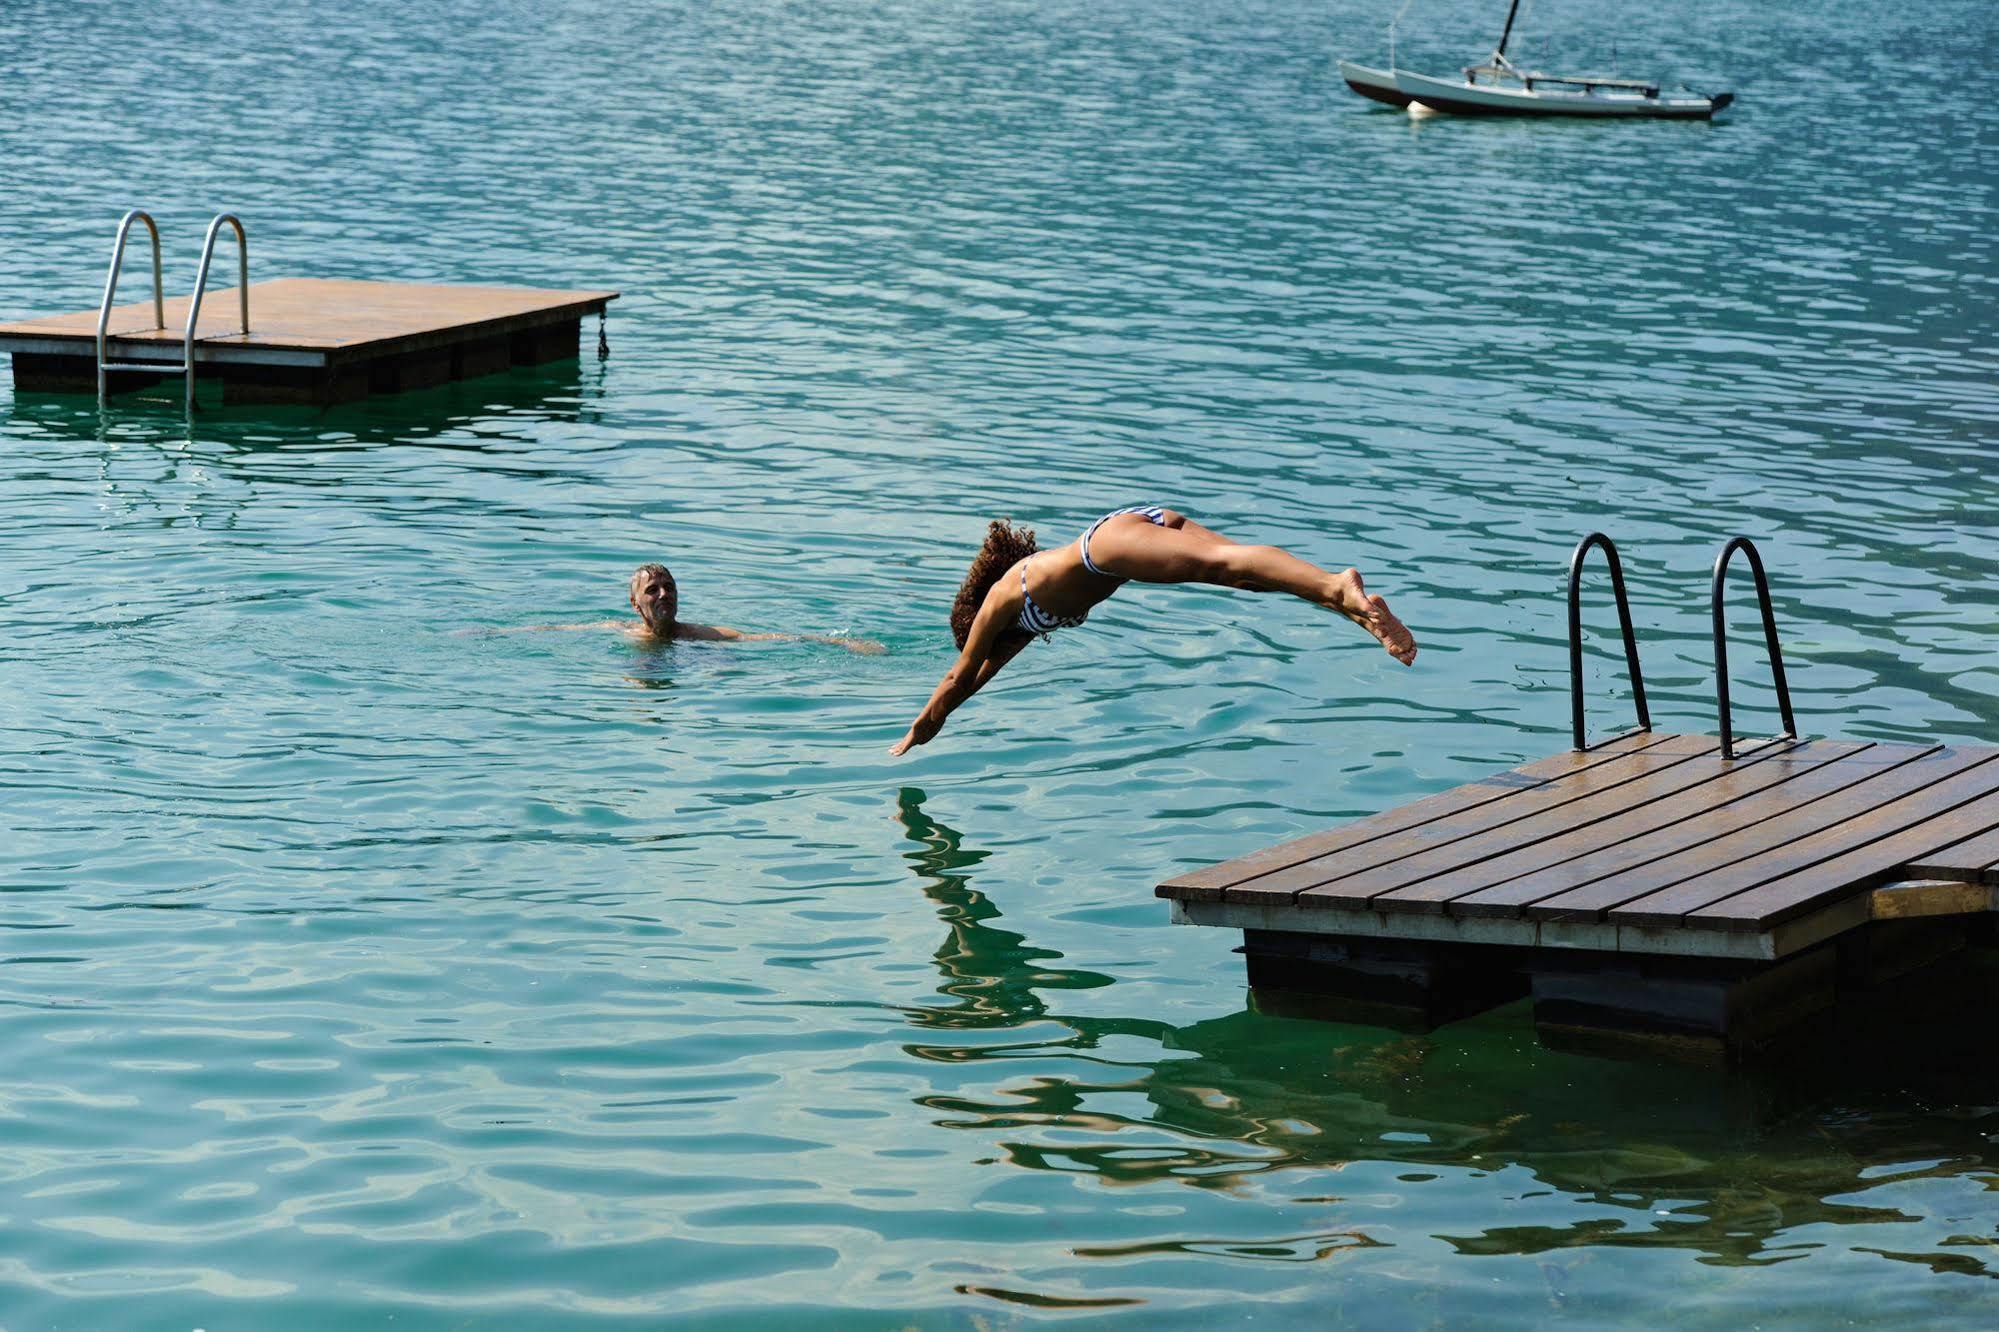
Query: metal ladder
95,209,249,411
95,209,165,402
1566,532,1797,756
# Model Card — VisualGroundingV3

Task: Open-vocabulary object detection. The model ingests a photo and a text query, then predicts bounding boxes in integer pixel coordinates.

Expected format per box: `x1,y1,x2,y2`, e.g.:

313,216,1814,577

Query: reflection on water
7,358,597,454
898,785,1116,1028
895,790,1999,1303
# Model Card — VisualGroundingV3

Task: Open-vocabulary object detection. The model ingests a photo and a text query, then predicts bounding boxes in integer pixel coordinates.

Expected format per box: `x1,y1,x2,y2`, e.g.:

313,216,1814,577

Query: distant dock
0,277,617,406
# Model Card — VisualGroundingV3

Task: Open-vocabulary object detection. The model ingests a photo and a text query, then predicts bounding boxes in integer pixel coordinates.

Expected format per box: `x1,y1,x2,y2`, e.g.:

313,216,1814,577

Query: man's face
632,573,678,631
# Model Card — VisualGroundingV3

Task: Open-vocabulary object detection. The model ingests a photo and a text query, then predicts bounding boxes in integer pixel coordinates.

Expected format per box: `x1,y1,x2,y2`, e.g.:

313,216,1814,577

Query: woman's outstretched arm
891,595,1024,756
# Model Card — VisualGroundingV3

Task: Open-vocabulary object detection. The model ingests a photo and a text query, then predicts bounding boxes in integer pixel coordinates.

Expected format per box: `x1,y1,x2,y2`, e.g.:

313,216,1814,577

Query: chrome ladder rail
95,209,166,403
1567,532,1652,750
182,213,249,412
1711,536,1798,760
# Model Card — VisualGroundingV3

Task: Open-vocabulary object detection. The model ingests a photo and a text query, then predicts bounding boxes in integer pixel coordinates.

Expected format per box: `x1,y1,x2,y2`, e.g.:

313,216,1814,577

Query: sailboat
1347,1,1734,120
1339,60,1413,108
1340,0,1420,107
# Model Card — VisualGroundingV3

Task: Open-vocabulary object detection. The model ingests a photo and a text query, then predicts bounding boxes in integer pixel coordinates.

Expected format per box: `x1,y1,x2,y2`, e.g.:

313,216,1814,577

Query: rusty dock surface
1159,731,1999,1061
0,278,617,405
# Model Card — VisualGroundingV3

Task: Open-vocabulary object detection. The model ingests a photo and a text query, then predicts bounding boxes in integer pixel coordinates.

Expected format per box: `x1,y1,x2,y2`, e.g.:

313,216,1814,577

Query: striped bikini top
1014,504,1168,638
1018,558,1090,637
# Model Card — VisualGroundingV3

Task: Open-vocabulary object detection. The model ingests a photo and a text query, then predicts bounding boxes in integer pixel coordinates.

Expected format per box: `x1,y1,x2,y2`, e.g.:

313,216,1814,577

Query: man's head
629,563,678,634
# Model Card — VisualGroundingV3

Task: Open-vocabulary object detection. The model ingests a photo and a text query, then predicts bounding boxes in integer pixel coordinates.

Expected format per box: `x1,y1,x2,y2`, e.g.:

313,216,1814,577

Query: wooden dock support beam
1527,946,1836,1064
1224,914,1987,1065
1241,929,1527,1031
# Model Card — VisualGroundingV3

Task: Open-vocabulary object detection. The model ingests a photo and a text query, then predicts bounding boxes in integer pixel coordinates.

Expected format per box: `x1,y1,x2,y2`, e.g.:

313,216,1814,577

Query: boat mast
1495,0,1524,58
1388,0,1420,69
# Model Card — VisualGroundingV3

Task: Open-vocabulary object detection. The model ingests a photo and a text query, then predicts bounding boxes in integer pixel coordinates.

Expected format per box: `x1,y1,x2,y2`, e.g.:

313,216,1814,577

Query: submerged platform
0,278,617,405
1160,732,1999,1060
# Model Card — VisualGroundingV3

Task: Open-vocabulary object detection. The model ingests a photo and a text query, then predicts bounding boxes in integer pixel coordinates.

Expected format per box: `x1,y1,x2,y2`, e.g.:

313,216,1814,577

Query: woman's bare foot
1330,568,1417,665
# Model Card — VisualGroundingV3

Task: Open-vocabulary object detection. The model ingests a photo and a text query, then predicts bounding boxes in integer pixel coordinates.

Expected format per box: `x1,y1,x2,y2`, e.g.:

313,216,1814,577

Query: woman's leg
1091,516,1417,664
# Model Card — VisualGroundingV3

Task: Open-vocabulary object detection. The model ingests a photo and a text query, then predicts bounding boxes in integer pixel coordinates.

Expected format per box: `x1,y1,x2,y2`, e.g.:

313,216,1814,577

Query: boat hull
1338,60,1412,108
1392,69,1728,119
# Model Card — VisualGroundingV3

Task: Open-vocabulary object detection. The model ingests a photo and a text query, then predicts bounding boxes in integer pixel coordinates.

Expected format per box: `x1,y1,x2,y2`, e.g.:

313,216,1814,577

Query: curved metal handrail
182,212,248,412
1568,532,1651,750
1712,536,1797,760
96,209,165,403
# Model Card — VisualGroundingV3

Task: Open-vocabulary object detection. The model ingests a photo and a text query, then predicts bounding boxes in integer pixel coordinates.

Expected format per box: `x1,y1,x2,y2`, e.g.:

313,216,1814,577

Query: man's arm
675,623,884,654
460,620,628,636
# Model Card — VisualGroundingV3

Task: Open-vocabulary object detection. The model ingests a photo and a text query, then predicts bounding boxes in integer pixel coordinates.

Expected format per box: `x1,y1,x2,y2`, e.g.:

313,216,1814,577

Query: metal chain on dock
597,311,609,360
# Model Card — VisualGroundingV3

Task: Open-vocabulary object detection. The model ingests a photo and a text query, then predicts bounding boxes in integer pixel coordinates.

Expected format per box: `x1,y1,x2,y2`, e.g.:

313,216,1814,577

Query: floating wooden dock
0,278,617,405
1160,731,1999,1060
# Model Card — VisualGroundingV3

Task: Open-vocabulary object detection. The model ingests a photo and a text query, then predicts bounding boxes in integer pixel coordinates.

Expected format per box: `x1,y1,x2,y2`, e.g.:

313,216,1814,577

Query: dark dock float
0,277,617,406
1162,533,1999,1063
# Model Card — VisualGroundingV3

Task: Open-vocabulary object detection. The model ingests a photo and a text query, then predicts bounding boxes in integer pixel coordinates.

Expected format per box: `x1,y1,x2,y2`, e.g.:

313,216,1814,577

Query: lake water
2,0,1996,1325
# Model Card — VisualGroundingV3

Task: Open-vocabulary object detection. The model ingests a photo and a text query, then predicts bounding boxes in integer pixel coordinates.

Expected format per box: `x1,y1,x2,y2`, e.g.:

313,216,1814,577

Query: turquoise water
3,0,1997,1324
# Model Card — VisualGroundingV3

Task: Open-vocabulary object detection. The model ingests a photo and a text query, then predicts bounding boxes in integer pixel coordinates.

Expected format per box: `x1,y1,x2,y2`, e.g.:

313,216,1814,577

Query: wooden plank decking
1161,734,1999,956
0,278,617,403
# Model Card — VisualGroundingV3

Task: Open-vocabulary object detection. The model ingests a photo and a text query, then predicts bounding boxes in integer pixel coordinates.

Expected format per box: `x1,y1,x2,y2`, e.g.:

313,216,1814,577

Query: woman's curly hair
950,519,1038,649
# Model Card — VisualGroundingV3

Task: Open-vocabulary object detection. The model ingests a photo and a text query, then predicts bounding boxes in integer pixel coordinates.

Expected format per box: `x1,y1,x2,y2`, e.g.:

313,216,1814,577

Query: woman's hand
890,711,942,756
889,589,1025,757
